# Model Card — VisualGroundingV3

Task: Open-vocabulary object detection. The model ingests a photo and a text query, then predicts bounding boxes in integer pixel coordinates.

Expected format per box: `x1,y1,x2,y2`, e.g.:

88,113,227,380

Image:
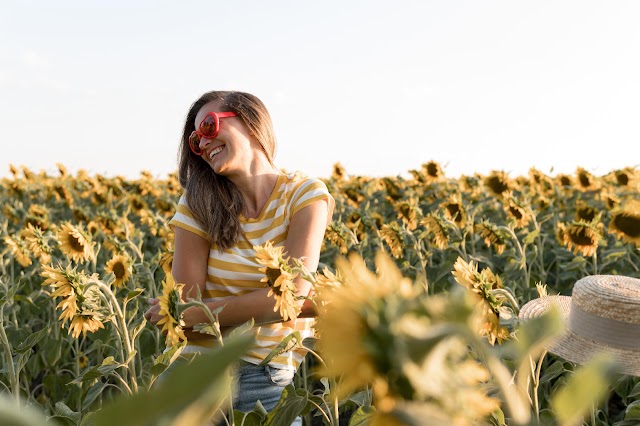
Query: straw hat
519,275,640,377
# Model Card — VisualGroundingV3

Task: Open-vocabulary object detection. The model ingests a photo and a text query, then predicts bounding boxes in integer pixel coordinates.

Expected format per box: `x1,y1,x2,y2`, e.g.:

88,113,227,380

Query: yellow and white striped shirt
169,172,334,370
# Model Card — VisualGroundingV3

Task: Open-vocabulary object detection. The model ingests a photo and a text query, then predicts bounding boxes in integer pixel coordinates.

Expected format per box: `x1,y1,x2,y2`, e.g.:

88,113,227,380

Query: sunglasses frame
189,111,238,156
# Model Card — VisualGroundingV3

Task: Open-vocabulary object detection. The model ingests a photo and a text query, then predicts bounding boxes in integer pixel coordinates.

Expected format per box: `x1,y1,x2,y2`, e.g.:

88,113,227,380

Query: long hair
177,91,277,250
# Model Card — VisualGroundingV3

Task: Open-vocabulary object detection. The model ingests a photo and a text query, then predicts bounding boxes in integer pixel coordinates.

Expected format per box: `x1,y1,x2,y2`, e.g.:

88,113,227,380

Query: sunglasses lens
189,132,202,155
200,114,218,138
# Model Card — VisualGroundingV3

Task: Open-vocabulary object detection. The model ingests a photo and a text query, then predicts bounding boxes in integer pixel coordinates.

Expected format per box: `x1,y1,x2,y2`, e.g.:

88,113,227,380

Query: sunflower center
69,235,85,253
578,174,591,188
266,267,282,287
113,262,126,279
616,172,629,186
509,207,523,220
568,227,596,245
613,215,640,237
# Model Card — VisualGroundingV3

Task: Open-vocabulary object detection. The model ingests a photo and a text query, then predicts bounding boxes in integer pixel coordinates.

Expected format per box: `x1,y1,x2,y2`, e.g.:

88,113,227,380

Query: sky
1,1,640,181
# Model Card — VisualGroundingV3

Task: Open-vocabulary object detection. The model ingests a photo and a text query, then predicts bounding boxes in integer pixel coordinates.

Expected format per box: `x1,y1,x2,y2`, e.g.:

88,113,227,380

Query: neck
227,164,283,219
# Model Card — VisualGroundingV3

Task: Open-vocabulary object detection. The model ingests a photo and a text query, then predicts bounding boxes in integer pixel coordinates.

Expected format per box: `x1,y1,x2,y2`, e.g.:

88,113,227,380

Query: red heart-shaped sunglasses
189,111,238,156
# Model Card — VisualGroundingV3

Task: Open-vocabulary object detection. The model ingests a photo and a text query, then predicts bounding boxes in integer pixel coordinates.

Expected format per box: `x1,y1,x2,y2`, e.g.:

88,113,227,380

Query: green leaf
263,385,308,426
624,400,640,420
129,318,147,343
14,351,32,375
229,318,255,338
348,405,376,426
124,288,145,304
16,328,47,353
94,333,254,426
233,404,267,426
82,382,108,411
539,360,569,384
629,380,640,399
523,229,540,245
70,357,123,385
258,332,302,366
52,402,81,423
551,355,614,426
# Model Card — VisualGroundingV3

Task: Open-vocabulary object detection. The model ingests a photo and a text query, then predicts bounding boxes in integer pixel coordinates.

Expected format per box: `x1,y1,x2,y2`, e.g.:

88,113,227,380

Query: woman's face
193,100,256,176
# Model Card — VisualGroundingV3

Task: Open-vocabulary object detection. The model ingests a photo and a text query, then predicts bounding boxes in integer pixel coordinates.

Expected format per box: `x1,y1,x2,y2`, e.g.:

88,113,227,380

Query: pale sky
1,1,639,181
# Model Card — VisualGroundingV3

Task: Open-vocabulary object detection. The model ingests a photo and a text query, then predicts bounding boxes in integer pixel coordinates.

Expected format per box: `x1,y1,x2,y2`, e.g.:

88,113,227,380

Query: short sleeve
289,178,335,226
169,195,211,241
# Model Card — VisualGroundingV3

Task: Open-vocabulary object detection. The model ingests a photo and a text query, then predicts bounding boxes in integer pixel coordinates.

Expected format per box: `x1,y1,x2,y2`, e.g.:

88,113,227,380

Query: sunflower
41,264,106,336
255,242,301,321
421,214,450,249
159,250,174,276
556,174,573,188
574,201,598,223
600,190,620,210
316,252,413,400
324,222,353,255
255,240,287,269
557,221,601,257
4,235,32,267
382,178,403,201
424,160,444,180
474,220,508,255
105,253,133,288
156,274,187,347
266,268,300,322
440,196,466,228
69,313,105,339
154,198,174,216
346,212,366,242
314,267,345,301
380,222,404,258
56,163,68,177
609,200,640,246
504,195,530,228
483,171,511,197
395,198,420,231
452,257,509,345
57,222,95,263
331,162,347,181
9,164,19,178
575,167,599,191
22,224,52,264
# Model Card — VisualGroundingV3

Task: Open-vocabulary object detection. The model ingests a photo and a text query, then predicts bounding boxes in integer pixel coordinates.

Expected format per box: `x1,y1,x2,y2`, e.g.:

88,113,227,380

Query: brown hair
177,91,277,250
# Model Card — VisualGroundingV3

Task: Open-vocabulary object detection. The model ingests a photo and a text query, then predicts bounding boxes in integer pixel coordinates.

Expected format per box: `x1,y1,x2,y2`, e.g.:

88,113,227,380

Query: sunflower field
1,161,640,426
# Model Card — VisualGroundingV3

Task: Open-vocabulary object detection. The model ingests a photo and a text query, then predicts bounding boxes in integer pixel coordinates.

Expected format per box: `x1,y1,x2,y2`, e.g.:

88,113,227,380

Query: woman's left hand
144,298,164,326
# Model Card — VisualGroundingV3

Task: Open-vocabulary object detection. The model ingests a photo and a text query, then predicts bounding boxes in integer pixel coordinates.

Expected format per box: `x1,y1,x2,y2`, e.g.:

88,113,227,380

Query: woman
144,91,334,420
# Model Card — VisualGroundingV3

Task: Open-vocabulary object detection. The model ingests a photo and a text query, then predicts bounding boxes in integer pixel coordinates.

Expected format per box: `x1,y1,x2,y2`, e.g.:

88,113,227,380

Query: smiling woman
144,90,335,424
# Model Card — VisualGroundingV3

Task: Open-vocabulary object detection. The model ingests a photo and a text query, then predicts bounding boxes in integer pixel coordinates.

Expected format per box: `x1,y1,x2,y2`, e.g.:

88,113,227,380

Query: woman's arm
181,199,329,328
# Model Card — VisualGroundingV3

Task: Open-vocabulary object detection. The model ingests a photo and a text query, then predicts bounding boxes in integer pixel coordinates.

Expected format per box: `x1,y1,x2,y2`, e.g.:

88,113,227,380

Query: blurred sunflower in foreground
315,251,501,425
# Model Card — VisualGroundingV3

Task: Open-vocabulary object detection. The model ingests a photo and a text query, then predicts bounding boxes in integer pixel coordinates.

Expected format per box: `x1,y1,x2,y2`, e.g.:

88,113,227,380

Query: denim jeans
157,356,302,425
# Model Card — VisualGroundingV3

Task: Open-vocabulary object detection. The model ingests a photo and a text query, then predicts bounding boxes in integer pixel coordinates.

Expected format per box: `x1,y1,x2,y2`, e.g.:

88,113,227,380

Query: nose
198,136,214,152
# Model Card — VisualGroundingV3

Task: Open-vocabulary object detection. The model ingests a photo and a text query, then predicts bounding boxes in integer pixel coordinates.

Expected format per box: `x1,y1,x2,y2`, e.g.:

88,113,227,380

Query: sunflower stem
0,307,19,403
532,350,547,424
95,281,139,393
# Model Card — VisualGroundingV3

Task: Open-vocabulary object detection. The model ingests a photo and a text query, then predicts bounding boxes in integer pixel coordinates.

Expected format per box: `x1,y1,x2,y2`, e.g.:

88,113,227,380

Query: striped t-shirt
169,171,335,370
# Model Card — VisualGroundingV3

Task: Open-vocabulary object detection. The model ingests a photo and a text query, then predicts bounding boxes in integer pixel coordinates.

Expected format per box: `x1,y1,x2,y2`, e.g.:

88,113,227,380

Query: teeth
209,146,224,160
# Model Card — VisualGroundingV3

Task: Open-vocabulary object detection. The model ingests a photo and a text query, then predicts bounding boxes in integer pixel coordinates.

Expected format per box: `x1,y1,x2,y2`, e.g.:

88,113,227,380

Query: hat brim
519,296,640,377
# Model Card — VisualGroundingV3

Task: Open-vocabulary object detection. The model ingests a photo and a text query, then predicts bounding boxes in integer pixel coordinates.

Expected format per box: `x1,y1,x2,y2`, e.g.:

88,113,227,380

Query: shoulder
281,171,334,222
